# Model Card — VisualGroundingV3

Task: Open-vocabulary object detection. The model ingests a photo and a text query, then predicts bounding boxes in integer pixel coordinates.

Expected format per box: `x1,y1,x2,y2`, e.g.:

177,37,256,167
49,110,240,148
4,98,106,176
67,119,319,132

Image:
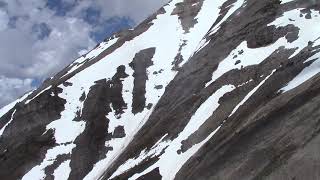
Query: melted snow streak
281,0,295,4
111,85,235,180
0,110,16,136
229,69,276,117
25,86,52,104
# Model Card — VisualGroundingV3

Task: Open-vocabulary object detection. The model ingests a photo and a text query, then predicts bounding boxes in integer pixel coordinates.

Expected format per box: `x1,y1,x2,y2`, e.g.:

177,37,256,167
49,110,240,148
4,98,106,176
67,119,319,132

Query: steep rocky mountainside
1,0,320,179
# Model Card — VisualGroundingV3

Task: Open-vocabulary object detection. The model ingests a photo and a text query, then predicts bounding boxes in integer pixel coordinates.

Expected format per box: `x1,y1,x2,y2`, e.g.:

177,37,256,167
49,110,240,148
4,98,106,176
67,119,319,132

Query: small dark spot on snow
113,126,126,138
153,69,164,75
305,14,311,19
235,60,241,65
154,85,163,89
146,103,153,110
177,149,182,154
63,81,73,87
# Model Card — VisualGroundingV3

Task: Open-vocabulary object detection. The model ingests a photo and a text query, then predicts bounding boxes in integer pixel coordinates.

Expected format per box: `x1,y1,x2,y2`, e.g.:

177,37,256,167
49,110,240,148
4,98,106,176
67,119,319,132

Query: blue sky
0,0,168,107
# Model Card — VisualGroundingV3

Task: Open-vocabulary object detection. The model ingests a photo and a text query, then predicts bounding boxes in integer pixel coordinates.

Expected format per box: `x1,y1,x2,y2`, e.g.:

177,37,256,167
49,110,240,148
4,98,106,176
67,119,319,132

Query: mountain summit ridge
1,0,320,179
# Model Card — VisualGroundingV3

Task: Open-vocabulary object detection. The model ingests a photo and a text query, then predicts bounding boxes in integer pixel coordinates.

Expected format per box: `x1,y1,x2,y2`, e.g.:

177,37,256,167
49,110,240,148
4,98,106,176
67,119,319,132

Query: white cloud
0,9,95,79
0,76,33,107
69,0,168,24
0,9,8,31
99,0,168,23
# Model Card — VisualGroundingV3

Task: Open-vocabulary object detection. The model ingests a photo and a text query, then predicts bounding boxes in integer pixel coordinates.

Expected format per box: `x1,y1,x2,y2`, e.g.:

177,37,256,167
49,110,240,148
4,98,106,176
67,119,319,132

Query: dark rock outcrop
129,48,155,114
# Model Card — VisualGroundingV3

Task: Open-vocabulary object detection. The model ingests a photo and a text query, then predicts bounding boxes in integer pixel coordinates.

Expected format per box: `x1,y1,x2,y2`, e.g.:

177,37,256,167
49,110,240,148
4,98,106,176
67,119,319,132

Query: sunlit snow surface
53,160,72,180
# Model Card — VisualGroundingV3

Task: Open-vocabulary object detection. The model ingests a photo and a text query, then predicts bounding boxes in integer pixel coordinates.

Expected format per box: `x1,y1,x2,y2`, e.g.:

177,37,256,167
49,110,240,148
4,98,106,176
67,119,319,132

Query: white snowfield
0,0,320,180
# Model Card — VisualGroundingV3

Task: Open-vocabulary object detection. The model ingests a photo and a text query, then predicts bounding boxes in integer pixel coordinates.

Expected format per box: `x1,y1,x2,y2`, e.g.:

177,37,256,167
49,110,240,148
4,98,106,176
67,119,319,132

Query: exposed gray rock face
1,0,320,179
129,48,156,114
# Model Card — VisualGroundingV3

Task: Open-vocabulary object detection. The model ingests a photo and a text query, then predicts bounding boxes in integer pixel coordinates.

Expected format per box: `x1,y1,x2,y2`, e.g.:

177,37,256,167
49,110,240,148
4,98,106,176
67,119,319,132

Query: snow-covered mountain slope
1,0,320,179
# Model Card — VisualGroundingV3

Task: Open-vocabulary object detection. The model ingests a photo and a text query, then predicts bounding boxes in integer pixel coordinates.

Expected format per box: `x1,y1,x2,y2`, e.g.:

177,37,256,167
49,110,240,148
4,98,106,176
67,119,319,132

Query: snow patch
53,160,72,180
